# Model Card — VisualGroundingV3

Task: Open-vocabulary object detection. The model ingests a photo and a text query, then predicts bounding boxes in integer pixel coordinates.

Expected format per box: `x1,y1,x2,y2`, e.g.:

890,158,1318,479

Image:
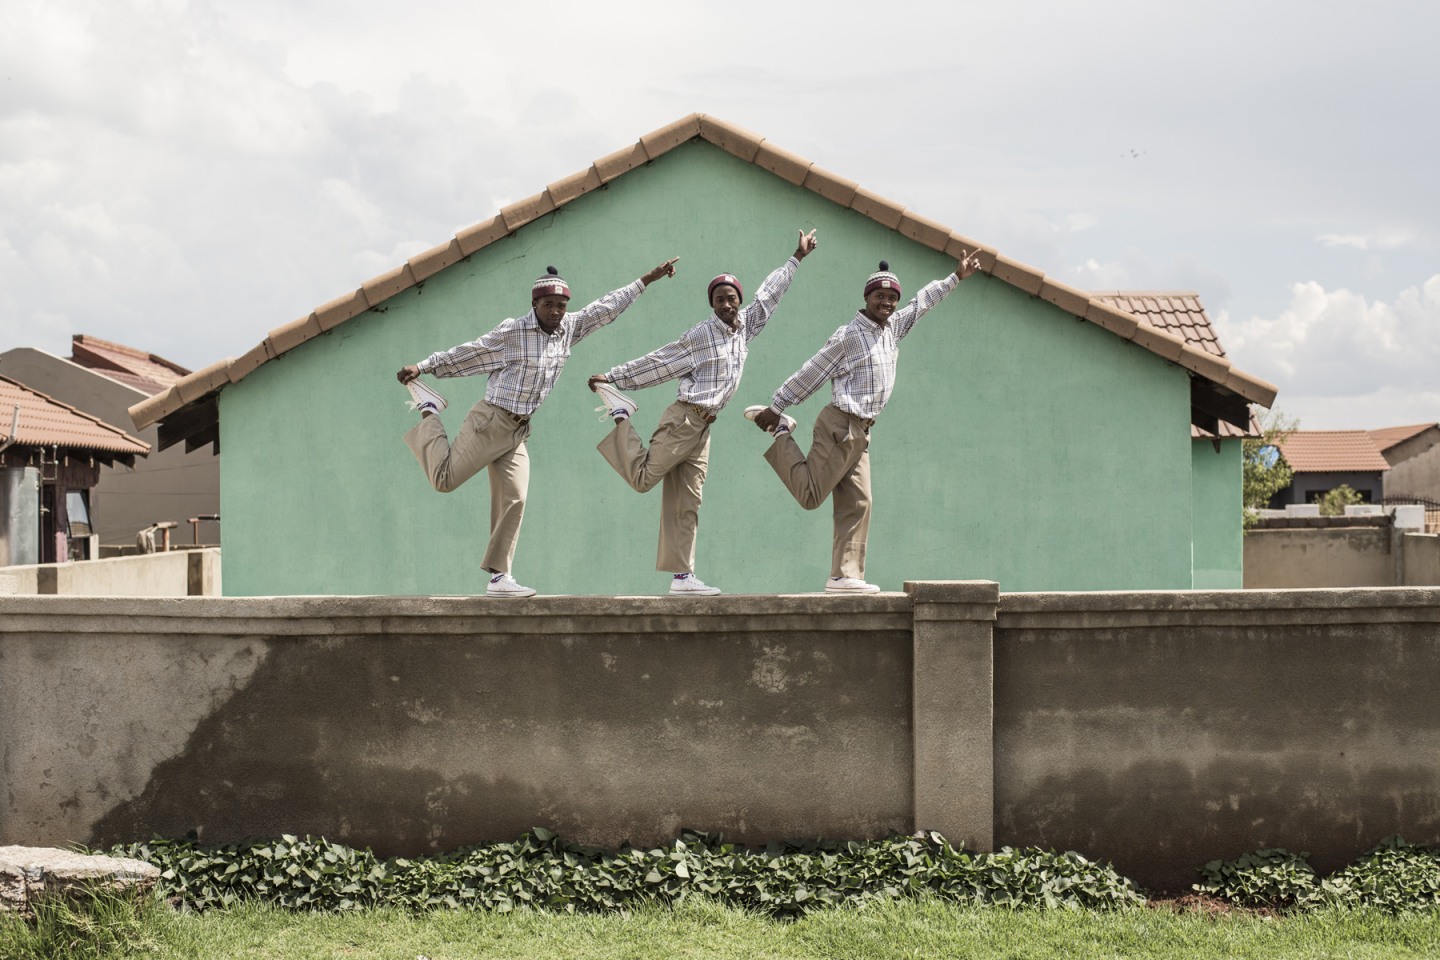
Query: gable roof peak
129,113,1278,445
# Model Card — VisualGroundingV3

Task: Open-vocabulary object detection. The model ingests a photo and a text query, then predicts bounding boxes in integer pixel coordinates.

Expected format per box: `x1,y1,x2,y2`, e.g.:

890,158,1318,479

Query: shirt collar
709,313,742,336
855,309,888,330
523,310,569,337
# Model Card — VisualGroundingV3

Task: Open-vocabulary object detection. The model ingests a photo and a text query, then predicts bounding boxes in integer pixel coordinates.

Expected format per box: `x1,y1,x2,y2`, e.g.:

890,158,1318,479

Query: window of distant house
66,489,92,536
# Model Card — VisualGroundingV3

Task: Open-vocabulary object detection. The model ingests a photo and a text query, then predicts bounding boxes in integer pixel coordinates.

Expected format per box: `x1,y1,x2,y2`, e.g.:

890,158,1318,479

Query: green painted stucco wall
1191,438,1243,588
220,140,1210,597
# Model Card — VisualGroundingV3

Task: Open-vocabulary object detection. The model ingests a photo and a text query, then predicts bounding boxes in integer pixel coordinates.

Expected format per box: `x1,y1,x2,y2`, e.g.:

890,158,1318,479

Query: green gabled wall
1190,438,1244,588
221,140,1209,596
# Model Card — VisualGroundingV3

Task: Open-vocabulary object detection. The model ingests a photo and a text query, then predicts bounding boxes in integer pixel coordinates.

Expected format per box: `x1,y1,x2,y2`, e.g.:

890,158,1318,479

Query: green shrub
1194,848,1321,909
1318,837,1440,913
112,829,1145,916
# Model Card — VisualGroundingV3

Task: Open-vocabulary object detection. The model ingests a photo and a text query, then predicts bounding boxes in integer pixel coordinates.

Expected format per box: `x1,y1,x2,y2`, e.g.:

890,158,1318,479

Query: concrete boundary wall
3,583,1439,892
0,549,220,596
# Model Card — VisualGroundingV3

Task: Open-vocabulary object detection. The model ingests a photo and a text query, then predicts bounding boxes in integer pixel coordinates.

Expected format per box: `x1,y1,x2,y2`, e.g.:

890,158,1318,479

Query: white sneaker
405,379,447,414
825,576,881,594
486,572,536,598
743,405,796,435
669,574,721,596
593,382,638,421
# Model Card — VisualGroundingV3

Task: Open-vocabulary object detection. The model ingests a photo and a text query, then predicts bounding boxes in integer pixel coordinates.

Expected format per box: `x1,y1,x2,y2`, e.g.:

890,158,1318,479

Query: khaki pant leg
657,430,710,573
596,403,706,493
597,403,711,573
830,448,872,579
403,400,517,493
761,404,867,510
481,435,530,574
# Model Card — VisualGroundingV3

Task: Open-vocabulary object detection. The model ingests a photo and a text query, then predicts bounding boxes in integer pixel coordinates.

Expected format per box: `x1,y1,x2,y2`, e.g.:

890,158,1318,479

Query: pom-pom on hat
863,260,902,298
708,273,744,304
531,265,571,300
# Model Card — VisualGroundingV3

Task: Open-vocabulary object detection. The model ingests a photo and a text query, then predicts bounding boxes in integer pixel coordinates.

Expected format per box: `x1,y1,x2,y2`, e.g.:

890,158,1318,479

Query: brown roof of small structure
71,334,191,396
1276,431,1391,474
1368,422,1438,453
0,374,151,465
129,113,1278,438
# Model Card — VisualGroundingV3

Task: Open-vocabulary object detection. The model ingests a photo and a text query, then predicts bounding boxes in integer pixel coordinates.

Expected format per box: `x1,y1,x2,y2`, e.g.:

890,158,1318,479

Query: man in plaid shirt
395,257,678,597
587,230,818,596
746,251,981,594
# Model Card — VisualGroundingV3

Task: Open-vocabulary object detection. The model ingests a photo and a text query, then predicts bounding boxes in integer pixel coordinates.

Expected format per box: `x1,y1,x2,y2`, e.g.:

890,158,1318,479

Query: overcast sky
2,0,1436,430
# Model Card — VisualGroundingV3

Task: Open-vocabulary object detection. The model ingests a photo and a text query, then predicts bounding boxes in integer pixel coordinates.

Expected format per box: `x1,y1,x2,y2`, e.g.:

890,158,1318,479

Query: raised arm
741,229,818,342
589,332,694,393
572,257,680,343
751,326,846,429
398,322,512,381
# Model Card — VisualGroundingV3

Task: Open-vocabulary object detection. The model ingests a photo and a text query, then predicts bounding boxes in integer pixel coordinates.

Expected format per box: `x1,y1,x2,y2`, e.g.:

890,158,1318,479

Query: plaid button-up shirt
605,257,799,413
771,273,960,420
416,280,647,415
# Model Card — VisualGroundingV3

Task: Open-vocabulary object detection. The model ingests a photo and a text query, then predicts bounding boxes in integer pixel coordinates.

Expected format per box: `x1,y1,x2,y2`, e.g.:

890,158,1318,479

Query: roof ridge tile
698,115,763,162
753,140,812,186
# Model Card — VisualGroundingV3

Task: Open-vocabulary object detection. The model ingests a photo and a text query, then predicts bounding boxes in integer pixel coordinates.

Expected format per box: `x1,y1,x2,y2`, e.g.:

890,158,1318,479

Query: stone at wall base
0,846,160,918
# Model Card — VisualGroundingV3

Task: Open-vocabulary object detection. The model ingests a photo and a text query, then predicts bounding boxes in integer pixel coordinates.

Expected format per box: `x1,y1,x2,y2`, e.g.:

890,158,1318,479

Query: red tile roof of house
0,374,151,464
129,114,1278,435
1276,431,1391,474
1369,422,1438,453
70,335,191,396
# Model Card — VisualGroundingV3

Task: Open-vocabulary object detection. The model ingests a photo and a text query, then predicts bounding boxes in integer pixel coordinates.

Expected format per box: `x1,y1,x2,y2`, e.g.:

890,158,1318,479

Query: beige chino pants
597,401,711,574
403,398,532,575
762,403,872,579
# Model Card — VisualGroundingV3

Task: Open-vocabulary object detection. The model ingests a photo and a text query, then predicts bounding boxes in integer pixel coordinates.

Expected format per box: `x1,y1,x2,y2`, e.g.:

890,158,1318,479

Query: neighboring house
1271,431,1390,506
0,336,221,547
0,375,150,565
1371,423,1440,504
128,114,1277,596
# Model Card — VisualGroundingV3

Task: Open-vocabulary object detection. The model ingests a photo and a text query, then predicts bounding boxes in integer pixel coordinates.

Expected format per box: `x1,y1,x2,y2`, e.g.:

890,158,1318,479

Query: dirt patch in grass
1147,894,1283,919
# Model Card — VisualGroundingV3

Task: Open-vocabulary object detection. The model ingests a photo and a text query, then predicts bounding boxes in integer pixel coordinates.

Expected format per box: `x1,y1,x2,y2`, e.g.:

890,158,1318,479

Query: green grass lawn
14,896,1439,960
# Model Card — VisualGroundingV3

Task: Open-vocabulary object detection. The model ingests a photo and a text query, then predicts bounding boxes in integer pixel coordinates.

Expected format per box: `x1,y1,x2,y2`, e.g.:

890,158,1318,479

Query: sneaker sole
486,589,537,598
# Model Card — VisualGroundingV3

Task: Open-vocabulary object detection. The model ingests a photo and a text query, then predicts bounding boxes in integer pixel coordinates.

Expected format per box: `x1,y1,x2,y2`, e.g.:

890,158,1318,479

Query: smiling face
532,295,569,332
710,284,741,327
862,288,901,324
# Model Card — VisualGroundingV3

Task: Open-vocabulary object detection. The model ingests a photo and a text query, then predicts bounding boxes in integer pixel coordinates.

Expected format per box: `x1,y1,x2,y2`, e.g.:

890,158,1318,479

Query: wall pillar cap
904,580,999,602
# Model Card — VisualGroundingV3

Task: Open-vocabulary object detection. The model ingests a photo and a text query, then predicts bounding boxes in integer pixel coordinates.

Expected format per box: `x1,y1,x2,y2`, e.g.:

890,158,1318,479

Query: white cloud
1315,231,1412,251
1217,275,1440,426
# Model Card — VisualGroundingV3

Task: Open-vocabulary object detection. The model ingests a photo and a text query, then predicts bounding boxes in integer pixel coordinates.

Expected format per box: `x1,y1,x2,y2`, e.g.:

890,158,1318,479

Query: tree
1318,484,1365,516
1243,409,1297,529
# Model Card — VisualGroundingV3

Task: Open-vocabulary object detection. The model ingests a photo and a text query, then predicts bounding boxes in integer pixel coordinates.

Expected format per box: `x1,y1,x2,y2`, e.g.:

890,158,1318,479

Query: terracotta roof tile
638,115,701,159
897,210,950,251
697,116,762,162
849,186,905,229
593,141,650,183
0,374,150,460
407,238,464,284
991,254,1044,295
1369,423,1439,451
1094,292,1226,358
546,166,604,208
68,335,191,395
455,215,509,257
132,114,1280,434
801,165,858,207
1277,431,1391,473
